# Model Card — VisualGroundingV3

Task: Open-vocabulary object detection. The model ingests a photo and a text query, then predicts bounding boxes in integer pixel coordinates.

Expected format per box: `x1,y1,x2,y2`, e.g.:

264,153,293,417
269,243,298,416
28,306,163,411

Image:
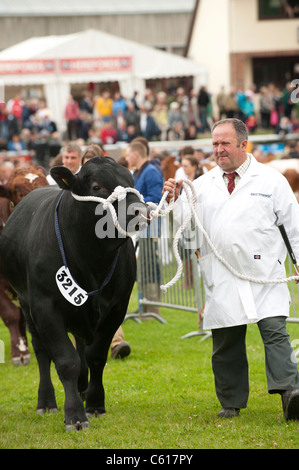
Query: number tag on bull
56,266,88,306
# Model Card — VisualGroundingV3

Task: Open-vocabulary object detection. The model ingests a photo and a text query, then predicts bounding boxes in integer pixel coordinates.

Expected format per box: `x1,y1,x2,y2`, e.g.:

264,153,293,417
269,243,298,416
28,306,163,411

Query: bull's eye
91,183,102,193
91,183,109,197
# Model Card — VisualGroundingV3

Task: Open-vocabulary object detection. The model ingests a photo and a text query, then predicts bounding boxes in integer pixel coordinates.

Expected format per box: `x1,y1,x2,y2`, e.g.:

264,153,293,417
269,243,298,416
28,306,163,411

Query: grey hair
212,118,248,146
62,142,83,157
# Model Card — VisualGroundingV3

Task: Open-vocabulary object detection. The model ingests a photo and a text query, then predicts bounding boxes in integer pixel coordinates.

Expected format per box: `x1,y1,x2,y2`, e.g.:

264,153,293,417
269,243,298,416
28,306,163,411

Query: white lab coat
173,154,299,329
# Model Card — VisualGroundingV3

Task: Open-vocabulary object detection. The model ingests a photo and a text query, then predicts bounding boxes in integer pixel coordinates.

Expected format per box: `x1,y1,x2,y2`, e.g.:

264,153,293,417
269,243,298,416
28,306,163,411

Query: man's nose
215,144,224,153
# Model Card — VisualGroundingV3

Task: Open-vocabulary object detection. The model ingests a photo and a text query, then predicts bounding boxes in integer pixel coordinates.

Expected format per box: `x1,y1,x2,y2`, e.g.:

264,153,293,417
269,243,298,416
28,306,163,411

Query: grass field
0,284,299,450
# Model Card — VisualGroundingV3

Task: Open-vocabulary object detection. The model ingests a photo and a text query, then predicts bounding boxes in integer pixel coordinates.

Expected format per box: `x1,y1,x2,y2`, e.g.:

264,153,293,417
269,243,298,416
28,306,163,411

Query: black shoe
282,389,299,420
218,408,240,418
111,341,131,359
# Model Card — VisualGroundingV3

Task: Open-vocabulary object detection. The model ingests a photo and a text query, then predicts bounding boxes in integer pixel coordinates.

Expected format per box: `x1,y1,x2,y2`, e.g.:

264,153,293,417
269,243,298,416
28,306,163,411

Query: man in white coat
163,118,299,420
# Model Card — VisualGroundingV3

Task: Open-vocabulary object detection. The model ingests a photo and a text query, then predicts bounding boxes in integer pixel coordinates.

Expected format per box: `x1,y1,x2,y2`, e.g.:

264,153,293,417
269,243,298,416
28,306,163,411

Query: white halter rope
156,179,299,291
71,180,299,292
72,186,145,238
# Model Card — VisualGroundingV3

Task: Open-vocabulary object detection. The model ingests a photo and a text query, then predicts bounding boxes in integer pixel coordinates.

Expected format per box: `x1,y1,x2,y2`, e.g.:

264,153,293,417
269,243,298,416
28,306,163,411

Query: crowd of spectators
216,82,299,136
0,81,298,170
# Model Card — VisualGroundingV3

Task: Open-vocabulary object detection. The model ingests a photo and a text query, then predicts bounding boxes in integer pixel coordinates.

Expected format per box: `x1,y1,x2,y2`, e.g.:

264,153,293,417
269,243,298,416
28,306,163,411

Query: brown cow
160,154,180,180
0,165,48,365
160,153,216,180
0,165,48,206
266,158,299,202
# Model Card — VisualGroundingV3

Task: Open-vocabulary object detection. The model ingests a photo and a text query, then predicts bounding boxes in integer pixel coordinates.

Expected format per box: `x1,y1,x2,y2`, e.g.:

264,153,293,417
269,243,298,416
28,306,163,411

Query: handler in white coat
163,118,299,420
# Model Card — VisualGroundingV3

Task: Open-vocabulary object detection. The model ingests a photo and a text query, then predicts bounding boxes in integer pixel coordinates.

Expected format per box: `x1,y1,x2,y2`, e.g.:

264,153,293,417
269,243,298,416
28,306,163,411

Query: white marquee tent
0,29,206,132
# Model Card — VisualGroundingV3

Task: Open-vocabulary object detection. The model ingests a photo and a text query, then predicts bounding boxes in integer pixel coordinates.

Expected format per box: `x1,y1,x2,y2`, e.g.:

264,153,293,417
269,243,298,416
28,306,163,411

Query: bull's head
50,156,152,238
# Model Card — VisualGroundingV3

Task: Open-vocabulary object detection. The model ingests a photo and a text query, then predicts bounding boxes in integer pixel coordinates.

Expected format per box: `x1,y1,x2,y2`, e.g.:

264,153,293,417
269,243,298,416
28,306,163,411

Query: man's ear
241,139,248,151
50,166,75,190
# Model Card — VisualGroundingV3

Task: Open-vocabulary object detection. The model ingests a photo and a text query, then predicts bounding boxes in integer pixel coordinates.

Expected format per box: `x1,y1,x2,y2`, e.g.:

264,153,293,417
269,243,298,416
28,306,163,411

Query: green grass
0,284,299,449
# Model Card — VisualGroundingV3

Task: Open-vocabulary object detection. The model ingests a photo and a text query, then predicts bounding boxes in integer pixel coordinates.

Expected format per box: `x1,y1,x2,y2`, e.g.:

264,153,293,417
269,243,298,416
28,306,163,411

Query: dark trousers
211,316,299,409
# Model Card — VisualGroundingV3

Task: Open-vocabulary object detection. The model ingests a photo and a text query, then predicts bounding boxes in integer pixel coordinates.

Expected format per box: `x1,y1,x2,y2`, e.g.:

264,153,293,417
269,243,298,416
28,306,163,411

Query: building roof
0,0,196,16
0,29,206,81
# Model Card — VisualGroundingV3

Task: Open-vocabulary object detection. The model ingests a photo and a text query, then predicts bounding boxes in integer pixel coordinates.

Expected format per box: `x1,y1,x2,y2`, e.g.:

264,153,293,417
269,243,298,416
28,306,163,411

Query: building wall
0,13,192,54
230,0,299,53
229,0,299,91
187,0,231,94
187,0,299,95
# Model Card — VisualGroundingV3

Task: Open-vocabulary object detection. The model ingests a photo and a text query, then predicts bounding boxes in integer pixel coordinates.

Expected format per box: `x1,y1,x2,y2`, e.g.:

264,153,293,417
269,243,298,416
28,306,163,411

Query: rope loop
159,179,299,291
71,179,299,291
72,186,145,237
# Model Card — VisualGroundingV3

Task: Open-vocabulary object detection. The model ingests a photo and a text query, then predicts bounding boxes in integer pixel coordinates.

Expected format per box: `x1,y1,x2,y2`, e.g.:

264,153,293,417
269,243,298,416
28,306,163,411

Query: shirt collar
221,154,251,178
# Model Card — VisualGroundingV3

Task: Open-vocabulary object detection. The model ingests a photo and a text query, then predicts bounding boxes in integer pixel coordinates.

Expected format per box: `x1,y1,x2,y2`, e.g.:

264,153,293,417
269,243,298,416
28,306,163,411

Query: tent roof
0,29,206,84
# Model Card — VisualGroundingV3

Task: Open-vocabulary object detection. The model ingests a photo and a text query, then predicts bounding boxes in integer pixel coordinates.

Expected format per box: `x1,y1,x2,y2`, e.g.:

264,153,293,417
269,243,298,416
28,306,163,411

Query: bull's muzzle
128,203,152,231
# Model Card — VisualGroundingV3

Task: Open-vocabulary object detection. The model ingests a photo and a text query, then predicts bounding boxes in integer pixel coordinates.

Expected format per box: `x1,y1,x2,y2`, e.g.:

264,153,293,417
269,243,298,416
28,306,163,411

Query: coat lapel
233,154,259,193
210,166,227,194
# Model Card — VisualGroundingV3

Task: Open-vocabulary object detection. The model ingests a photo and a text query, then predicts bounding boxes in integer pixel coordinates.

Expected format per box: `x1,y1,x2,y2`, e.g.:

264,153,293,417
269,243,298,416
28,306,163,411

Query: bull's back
0,186,61,288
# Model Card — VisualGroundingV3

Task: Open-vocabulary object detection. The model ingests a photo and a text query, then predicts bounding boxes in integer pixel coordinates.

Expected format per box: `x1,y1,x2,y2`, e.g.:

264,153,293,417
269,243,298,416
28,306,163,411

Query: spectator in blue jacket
126,139,163,204
126,138,164,319
112,91,127,117
8,133,25,151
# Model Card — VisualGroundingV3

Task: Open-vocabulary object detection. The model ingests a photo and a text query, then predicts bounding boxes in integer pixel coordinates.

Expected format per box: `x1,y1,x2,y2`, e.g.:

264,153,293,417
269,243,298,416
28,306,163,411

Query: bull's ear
50,166,75,190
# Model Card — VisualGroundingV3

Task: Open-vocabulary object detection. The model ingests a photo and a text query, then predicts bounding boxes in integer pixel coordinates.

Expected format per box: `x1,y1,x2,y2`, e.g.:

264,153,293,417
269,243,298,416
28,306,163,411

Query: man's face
125,147,138,169
62,151,81,174
212,123,247,172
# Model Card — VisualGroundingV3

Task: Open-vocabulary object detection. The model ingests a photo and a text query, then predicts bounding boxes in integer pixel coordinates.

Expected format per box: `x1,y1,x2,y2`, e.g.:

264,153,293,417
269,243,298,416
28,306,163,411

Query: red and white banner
0,56,132,75
0,60,55,75
59,56,132,73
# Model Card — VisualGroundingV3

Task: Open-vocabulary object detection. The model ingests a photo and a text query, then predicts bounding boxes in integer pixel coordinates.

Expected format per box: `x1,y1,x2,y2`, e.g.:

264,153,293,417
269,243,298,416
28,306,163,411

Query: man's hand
162,178,183,203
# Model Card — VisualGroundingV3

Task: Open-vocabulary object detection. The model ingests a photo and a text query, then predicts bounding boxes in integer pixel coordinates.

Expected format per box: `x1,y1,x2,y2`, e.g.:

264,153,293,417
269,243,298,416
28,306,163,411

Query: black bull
0,156,150,430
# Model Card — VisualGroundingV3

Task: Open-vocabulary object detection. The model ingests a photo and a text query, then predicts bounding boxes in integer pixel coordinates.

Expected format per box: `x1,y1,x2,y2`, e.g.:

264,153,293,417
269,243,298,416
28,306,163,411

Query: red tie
226,171,238,194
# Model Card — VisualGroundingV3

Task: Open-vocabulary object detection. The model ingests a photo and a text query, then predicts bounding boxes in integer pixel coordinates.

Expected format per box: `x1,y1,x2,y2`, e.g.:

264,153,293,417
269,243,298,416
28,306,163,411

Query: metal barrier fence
125,215,211,340
126,219,299,335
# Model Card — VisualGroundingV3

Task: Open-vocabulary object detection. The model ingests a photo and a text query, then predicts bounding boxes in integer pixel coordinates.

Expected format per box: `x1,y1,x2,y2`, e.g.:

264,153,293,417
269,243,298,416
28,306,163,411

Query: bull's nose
145,204,153,223
126,204,151,234
129,203,150,222
137,204,152,224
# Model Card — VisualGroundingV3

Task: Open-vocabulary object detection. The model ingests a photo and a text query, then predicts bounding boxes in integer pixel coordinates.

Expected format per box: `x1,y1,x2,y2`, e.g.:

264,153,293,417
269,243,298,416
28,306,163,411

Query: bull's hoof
22,354,31,365
65,420,89,431
12,353,31,366
86,409,106,419
36,407,58,415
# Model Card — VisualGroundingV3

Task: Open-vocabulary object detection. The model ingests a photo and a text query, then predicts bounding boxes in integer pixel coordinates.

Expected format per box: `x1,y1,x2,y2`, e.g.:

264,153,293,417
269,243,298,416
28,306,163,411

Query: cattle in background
0,165,48,206
160,154,180,181
0,197,13,230
0,156,150,430
160,154,216,181
266,159,299,202
0,165,48,365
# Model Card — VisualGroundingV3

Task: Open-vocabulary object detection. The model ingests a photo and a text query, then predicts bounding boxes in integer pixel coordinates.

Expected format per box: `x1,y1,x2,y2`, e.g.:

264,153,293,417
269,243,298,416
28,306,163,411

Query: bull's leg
0,289,30,365
53,336,89,431
85,347,107,418
74,336,89,400
27,305,89,430
34,341,58,414
25,313,58,413
85,321,120,417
